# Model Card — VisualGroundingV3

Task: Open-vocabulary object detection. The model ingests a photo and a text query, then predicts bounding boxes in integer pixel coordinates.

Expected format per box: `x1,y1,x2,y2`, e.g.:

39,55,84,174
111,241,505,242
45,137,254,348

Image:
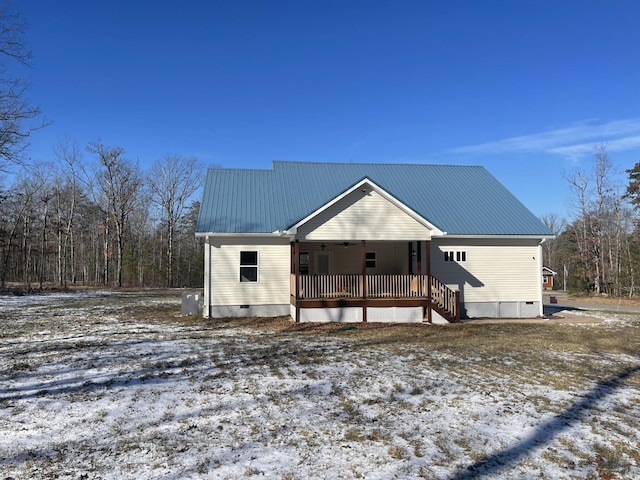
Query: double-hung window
240,251,258,282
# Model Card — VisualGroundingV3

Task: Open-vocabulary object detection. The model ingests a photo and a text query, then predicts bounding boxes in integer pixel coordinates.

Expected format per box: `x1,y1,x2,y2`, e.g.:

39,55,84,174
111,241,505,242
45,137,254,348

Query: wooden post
294,240,300,322
455,290,461,323
425,240,432,323
361,240,367,323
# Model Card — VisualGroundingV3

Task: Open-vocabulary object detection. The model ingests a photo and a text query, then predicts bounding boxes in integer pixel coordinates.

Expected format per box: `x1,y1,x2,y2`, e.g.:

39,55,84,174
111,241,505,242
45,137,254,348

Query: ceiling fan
319,241,358,250
334,242,358,248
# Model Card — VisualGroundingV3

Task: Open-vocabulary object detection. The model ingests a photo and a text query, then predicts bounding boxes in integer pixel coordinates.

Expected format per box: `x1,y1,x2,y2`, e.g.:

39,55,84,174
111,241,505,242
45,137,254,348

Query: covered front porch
289,240,459,323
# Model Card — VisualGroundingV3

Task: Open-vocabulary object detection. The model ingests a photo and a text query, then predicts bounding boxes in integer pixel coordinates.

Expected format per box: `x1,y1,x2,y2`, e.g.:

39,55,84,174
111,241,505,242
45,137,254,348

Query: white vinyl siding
207,237,290,306
297,189,432,241
431,238,541,303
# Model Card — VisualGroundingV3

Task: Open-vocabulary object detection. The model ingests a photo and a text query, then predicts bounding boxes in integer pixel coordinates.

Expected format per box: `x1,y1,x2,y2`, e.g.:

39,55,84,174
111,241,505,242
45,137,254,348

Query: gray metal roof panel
196,161,553,236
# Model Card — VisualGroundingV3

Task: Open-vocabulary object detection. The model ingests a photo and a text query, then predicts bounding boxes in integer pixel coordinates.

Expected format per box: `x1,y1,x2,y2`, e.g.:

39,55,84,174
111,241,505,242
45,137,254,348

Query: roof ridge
209,166,273,173
271,160,484,168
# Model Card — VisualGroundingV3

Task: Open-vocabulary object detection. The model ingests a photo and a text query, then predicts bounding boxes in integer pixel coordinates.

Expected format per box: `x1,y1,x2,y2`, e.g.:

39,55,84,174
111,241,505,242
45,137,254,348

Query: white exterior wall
204,236,291,317
297,188,432,241
431,237,543,318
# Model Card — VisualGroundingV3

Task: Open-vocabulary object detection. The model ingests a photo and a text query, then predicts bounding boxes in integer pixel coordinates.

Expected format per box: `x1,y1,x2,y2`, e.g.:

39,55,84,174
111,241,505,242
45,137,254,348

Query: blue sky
16,0,640,220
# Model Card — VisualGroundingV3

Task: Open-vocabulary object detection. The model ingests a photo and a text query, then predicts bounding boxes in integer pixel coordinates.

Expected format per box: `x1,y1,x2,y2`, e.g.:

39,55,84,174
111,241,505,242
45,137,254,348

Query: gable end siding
297,189,432,241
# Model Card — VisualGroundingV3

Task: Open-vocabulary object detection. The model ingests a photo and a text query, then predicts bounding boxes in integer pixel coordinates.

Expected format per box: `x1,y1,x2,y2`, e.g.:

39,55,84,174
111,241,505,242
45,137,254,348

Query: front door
315,251,333,274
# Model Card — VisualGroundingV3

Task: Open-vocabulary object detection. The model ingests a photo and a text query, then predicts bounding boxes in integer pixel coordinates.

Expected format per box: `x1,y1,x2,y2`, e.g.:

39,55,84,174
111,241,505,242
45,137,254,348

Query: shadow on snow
450,364,640,479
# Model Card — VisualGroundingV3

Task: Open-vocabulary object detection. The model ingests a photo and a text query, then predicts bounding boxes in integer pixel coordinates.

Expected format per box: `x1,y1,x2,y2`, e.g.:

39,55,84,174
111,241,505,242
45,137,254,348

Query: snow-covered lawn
1,291,639,479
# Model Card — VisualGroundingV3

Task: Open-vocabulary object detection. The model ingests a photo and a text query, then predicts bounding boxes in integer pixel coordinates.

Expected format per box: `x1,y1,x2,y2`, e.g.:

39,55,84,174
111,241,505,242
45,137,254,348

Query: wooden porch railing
367,274,426,298
430,276,460,322
298,274,363,299
292,274,459,322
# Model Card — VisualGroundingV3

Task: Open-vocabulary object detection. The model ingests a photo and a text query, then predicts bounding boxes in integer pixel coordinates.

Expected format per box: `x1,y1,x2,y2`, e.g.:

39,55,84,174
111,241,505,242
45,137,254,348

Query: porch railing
298,274,363,299
430,276,459,321
367,274,426,297
293,273,459,322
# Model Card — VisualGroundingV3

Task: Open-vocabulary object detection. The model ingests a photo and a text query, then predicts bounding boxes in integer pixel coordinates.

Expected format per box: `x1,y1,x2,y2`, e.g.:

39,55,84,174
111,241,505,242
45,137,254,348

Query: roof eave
196,232,291,237
434,233,556,240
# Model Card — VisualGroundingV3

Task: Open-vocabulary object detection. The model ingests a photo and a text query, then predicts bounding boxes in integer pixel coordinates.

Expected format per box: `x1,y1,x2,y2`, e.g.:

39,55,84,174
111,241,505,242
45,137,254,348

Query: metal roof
196,161,553,236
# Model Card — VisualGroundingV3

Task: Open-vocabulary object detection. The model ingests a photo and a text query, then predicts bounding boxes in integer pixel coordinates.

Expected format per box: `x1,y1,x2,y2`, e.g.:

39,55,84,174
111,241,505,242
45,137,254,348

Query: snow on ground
1,293,639,479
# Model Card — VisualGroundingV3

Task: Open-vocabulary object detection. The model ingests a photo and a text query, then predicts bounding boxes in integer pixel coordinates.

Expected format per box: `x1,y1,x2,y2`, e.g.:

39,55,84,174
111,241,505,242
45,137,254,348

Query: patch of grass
344,427,365,442
243,466,263,477
592,442,630,477
541,447,576,470
410,439,424,458
281,473,301,480
409,385,423,395
388,444,410,460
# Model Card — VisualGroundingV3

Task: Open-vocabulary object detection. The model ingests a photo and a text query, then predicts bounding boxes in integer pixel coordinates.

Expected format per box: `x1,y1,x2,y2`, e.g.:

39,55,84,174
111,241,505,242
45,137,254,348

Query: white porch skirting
291,305,426,323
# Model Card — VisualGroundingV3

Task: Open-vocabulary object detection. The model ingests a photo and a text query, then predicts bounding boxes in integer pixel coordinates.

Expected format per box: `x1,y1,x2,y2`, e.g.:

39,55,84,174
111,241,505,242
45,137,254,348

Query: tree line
5,4,640,297
0,139,205,290
0,4,205,291
542,145,640,296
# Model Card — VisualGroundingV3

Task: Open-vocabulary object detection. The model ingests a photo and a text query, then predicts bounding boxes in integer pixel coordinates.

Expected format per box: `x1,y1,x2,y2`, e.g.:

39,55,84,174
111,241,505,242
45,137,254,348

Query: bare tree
53,136,82,286
147,154,203,287
0,2,47,170
564,144,627,294
540,212,566,285
0,166,47,288
87,141,142,287
565,168,592,290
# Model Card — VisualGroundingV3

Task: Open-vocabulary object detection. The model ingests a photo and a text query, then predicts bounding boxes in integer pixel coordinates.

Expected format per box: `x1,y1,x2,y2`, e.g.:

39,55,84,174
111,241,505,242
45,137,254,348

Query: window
366,251,376,268
299,252,309,275
444,250,467,263
240,251,258,282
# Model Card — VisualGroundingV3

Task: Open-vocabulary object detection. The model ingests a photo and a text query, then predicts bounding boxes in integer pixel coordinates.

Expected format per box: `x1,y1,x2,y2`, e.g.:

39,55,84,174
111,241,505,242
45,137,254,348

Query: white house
196,161,554,323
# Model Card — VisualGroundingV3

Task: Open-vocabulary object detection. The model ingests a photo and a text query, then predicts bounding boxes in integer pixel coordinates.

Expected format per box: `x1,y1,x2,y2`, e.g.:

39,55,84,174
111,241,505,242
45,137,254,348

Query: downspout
361,240,367,323
425,240,432,323
538,240,545,317
203,235,210,318
294,240,300,322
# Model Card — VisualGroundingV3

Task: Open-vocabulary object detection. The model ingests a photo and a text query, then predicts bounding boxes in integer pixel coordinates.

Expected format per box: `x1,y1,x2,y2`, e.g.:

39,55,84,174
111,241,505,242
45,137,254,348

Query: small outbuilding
542,266,557,290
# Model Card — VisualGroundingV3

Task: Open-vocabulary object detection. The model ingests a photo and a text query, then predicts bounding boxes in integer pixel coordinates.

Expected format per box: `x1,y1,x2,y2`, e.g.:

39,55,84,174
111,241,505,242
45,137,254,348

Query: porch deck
290,274,460,322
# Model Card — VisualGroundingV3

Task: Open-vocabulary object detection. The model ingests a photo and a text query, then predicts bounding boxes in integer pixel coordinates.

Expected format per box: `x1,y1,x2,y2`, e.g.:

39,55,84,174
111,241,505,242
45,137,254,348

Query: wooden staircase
429,276,460,323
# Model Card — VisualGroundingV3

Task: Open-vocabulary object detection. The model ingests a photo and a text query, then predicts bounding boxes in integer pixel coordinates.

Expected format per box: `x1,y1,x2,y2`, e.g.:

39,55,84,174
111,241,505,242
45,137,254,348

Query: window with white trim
444,250,467,263
240,251,258,282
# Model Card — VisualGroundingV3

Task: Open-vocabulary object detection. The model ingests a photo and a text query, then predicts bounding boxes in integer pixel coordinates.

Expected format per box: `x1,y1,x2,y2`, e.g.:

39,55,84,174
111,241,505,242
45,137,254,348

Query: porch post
425,240,432,323
294,240,300,322
361,240,367,323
